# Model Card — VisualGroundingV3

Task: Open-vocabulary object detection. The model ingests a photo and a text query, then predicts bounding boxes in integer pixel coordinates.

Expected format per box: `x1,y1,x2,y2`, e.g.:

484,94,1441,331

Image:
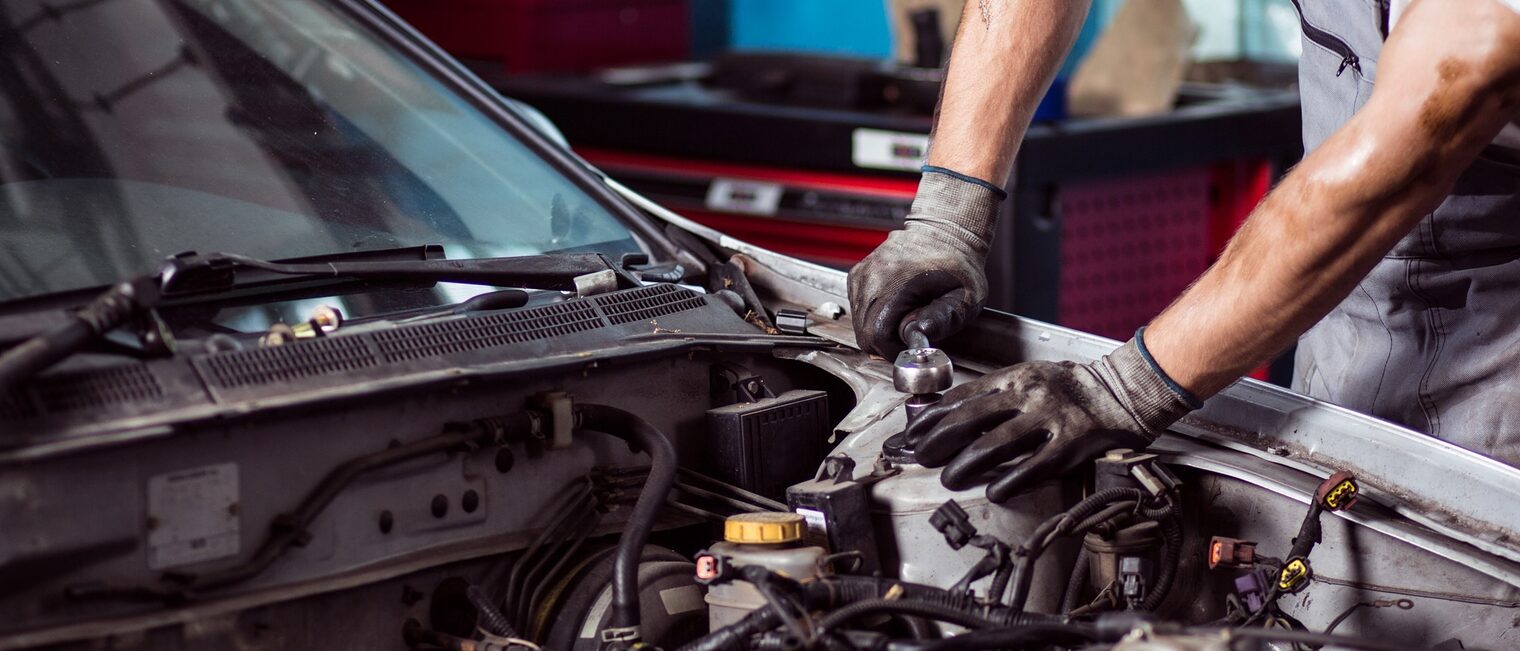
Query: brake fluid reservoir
870,461,1078,613
704,512,826,630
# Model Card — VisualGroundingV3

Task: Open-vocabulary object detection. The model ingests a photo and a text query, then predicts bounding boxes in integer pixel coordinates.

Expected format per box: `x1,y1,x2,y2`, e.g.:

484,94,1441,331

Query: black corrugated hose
468,585,519,639
676,573,1065,651
1059,547,1091,614
574,405,678,641
1139,509,1182,612
1006,487,1151,612
910,623,1100,650
817,599,996,632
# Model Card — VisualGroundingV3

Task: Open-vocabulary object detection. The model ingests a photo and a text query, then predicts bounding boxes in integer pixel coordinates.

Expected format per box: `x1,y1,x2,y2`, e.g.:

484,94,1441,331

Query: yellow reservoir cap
724,512,805,544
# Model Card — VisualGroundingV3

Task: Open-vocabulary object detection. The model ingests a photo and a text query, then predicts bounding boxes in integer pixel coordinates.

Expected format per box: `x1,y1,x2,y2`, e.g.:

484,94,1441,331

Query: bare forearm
1143,133,1439,398
927,0,1090,183
1144,0,1520,398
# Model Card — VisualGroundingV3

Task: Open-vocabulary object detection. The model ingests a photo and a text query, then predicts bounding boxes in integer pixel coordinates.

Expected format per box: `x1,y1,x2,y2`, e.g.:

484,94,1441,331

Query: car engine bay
4,256,1520,651
4,0,1519,648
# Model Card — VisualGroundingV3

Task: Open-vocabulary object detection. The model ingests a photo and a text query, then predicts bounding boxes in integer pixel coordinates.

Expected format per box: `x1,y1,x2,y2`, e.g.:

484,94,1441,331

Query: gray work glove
907,330,1202,503
848,167,1004,358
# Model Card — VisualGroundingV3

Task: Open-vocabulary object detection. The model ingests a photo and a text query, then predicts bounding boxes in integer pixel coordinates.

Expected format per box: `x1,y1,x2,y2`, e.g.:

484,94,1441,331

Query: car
2,1,1518,650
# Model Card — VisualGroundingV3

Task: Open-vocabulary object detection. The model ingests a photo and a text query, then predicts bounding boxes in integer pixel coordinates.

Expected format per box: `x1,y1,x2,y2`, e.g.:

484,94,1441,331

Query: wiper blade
159,248,639,298
0,247,642,395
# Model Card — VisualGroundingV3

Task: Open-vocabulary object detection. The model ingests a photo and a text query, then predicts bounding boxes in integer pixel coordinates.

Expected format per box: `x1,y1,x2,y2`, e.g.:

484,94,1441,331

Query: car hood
606,175,1520,586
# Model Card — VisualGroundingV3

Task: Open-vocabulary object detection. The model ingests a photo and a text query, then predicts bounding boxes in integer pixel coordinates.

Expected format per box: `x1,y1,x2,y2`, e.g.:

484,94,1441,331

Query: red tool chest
383,0,690,73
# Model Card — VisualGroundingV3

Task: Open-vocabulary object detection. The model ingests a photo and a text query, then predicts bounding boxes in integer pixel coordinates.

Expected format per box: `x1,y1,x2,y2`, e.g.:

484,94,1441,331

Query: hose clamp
600,626,641,643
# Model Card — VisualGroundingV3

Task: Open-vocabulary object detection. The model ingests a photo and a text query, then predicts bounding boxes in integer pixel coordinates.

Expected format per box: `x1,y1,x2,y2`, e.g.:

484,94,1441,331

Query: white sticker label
147,463,240,570
796,507,828,535
659,585,706,615
705,178,784,216
852,128,929,171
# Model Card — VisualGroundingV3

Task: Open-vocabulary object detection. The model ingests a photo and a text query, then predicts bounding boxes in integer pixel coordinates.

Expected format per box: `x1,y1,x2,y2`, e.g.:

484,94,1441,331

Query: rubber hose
818,598,997,632
987,561,1012,605
819,575,967,606
988,608,1066,627
574,405,678,633
1074,501,1139,534
467,585,519,638
1139,512,1183,612
918,623,1099,650
675,608,780,651
1007,488,1151,612
1060,547,1091,614
900,615,940,640
1060,489,1148,527
677,576,963,651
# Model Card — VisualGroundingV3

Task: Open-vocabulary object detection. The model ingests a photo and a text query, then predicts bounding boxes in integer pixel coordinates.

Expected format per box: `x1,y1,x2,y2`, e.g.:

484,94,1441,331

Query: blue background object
718,0,1123,121
728,0,894,58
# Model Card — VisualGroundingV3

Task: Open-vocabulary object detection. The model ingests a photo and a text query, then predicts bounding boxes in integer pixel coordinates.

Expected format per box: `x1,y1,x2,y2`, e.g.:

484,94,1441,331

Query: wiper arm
0,248,642,395
162,249,640,297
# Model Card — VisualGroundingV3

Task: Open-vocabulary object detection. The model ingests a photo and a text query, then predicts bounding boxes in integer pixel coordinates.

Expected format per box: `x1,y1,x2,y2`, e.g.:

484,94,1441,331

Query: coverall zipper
1289,0,1363,77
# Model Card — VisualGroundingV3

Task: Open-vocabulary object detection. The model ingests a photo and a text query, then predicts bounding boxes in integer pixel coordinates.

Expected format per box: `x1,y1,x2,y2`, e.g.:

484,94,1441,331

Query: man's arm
1146,0,1520,398
848,1,1089,357
929,0,1091,183
908,0,1520,503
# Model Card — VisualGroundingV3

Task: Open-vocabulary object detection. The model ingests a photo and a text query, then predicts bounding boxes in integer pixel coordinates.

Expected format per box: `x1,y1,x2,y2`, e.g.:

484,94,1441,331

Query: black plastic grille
195,285,708,391
376,301,601,362
597,284,708,325
203,336,378,389
35,364,164,412
0,393,38,421
0,364,163,421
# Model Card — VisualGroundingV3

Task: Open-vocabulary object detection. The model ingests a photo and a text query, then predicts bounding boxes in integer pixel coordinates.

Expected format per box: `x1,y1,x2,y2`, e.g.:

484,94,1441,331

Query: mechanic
849,0,1520,502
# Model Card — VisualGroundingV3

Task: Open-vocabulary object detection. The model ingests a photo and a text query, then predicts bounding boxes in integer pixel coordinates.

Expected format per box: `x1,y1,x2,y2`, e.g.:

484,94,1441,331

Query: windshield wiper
0,248,642,395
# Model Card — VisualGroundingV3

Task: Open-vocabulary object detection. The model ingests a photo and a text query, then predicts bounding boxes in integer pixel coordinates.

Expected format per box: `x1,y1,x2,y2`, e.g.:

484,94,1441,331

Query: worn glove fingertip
938,463,983,491
911,438,958,468
986,466,1045,504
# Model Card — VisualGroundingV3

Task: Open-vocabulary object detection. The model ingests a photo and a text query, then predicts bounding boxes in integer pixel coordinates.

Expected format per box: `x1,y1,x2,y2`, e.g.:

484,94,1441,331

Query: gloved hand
848,167,1004,358
907,331,1202,503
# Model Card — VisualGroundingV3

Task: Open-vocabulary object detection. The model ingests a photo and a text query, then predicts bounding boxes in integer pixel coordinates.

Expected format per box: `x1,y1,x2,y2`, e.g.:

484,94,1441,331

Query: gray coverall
1291,0,1520,465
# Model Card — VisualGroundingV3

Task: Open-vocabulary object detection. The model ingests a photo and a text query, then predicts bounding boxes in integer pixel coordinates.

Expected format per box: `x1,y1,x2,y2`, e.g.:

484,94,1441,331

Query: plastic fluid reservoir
705,512,827,630
869,460,1080,613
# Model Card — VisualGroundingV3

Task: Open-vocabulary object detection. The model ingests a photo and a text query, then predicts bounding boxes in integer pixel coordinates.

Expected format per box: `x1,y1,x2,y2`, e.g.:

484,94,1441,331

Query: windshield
0,0,639,305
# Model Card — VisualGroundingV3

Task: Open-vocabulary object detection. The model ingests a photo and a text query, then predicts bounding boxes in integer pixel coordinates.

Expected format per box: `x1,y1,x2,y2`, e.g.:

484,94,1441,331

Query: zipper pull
1335,55,1361,77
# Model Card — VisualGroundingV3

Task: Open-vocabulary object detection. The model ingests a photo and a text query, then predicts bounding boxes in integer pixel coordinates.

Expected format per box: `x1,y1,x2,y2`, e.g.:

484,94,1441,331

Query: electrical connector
1233,570,1270,613
693,551,730,585
1277,557,1313,593
1208,536,1258,570
1316,471,1360,512
1120,556,1148,608
929,500,977,550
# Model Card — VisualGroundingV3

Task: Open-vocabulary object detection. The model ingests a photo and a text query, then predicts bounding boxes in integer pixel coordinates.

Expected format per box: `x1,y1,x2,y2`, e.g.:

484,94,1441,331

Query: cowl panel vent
596,284,709,325
0,364,164,421
199,285,708,391
203,336,378,389
376,301,601,362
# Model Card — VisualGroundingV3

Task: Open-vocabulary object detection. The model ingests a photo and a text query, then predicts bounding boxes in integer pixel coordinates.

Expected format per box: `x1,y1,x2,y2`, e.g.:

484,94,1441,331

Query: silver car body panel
609,177,1520,579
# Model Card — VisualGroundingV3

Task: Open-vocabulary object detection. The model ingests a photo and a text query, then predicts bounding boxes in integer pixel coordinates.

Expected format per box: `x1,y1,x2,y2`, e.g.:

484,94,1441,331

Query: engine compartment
3,282,1519,651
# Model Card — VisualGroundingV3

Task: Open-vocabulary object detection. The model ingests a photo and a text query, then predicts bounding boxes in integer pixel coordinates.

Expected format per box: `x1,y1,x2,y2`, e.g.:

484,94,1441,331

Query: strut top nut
893,347,953,394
